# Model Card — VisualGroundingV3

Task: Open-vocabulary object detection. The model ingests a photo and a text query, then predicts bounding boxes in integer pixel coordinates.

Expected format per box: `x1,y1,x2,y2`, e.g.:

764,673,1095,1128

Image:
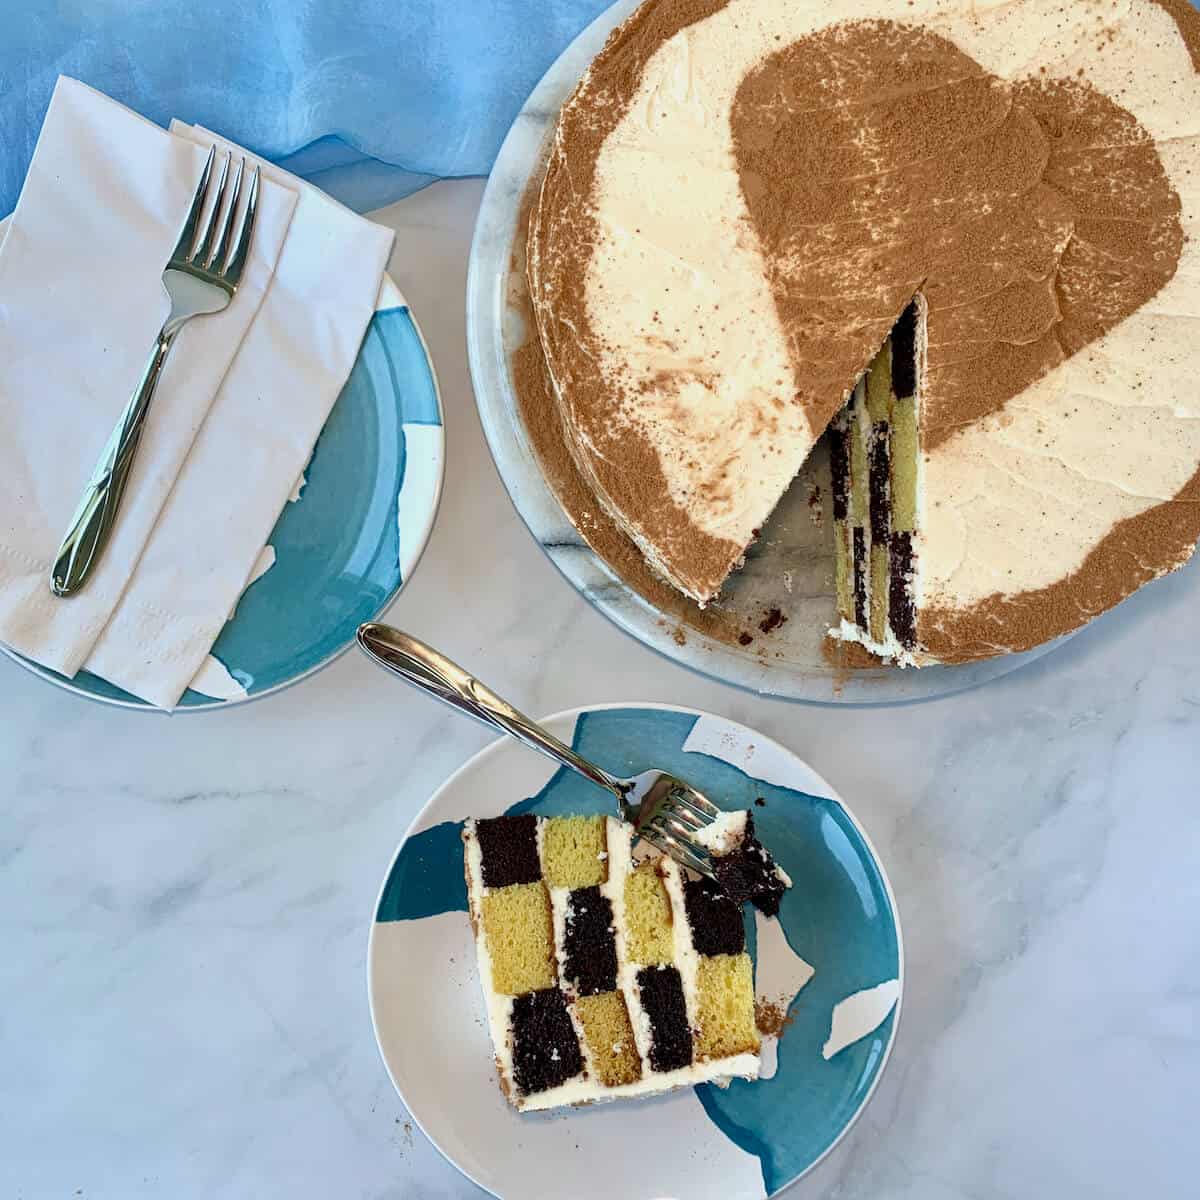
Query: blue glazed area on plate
377,819,468,922
377,707,900,1196
20,304,440,709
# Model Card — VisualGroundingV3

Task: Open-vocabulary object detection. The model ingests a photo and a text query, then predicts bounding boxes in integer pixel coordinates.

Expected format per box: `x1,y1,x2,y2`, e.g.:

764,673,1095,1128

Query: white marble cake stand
464,0,1068,704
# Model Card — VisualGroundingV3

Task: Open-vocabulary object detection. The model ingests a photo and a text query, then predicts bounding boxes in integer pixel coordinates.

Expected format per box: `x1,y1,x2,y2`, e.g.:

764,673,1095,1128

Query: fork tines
638,785,721,878
170,144,260,286
640,818,713,877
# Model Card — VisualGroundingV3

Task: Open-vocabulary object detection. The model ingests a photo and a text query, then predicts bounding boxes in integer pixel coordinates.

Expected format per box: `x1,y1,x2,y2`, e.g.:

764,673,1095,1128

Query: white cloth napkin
0,77,394,708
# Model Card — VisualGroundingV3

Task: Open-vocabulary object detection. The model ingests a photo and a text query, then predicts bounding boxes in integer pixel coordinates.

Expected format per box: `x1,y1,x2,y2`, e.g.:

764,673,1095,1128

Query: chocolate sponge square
476,814,541,889
563,885,618,996
683,877,745,957
511,987,584,1095
637,965,693,1073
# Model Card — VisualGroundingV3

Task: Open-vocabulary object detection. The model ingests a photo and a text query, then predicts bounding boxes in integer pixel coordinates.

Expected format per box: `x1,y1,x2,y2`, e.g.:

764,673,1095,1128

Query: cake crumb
807,484,823,524
821,633,884,678
759,608,788,634
755,797,766,807
738,632,754,646
756,999,794,1038
672,626,687,646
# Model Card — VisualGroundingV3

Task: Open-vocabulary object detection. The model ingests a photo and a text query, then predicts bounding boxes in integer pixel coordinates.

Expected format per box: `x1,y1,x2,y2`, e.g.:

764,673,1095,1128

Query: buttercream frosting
528,0,1200,659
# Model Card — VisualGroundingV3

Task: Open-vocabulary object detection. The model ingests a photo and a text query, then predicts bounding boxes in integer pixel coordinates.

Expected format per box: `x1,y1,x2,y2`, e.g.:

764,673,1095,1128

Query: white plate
368,704,903,1199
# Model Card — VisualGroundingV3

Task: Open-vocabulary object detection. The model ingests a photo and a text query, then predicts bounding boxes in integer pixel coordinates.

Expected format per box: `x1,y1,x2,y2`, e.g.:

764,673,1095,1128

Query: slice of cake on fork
694,810,792,917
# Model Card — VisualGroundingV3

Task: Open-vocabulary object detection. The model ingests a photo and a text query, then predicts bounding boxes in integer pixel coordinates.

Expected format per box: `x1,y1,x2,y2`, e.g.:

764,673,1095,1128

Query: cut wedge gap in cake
829,296,926,667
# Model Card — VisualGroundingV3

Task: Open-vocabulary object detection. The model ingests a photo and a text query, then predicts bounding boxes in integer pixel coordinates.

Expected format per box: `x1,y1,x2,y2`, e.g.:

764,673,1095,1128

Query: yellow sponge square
866,340,893,422
890,395,919,533
624,860,674,965
695,953,759,1060
870,542,889,643
834,522,853,623
575,991,641,1087
481,882,556,995
542,815,608,888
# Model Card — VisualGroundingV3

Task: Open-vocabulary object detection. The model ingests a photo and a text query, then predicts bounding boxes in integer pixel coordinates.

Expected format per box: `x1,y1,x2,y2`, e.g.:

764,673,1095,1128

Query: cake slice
462,812,783,1111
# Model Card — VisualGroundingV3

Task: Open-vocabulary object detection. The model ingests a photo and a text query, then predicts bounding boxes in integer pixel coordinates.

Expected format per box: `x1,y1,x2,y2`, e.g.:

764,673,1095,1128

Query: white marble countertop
2,179,1198,1200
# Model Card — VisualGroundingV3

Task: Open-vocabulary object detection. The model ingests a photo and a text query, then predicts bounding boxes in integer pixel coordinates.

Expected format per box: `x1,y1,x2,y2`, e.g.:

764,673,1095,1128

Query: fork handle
51,326,176,597
357,622,625,801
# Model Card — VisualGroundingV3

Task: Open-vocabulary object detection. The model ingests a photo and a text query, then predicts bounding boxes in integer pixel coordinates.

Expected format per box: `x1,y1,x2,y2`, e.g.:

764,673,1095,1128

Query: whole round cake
527,0,1200,665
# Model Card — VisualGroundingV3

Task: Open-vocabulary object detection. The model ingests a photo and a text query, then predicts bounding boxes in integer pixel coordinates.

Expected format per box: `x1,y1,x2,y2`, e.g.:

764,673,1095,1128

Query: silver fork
50,146,261,598
357,622,725,878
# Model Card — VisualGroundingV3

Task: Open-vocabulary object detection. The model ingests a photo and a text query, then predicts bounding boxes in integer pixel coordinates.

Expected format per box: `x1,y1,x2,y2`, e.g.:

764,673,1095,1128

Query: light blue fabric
0,0,611,216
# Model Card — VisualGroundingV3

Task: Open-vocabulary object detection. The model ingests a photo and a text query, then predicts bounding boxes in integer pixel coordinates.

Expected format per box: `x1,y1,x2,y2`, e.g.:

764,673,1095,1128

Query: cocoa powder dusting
730,21,1181,452
1154,0,1200,71
755,1000,794,1038
528,0,739,603
922,463,1200,662
523,2,1200,664
916,0,1200,657
821,634,886,675
514,178,746,647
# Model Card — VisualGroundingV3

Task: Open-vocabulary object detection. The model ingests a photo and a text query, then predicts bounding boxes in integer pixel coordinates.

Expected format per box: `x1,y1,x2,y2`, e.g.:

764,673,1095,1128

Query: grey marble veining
1,179,1198,1199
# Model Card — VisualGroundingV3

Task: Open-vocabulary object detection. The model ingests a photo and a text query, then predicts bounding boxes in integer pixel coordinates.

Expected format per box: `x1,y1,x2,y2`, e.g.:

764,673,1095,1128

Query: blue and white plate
369,704,903,1200
0,273,444,711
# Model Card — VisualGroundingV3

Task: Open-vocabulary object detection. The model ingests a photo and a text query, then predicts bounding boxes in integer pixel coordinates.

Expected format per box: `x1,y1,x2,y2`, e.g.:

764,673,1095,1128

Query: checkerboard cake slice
462,813,785,1111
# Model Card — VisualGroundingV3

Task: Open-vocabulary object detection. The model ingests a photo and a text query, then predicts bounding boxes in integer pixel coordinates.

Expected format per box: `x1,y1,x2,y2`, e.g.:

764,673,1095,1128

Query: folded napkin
83,121,395,706
0,77,394,708
0,78,296,682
